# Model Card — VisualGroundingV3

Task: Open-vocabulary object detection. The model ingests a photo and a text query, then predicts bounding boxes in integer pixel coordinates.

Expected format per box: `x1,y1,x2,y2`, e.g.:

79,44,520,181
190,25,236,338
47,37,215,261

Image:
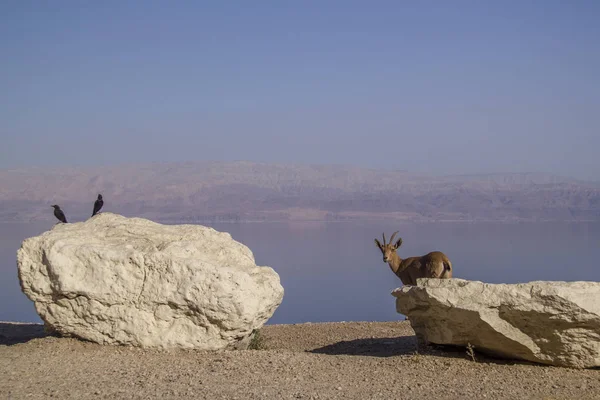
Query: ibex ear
394,238,403,249
374,239,383,250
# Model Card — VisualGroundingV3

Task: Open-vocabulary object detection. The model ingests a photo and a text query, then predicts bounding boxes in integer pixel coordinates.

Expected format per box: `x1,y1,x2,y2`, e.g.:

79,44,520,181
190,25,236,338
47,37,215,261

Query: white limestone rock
392,278,600,368
17,213,284,349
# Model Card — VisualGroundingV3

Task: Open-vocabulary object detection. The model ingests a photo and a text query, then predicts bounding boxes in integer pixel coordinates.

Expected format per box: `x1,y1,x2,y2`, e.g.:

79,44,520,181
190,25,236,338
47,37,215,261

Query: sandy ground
1,321,599,400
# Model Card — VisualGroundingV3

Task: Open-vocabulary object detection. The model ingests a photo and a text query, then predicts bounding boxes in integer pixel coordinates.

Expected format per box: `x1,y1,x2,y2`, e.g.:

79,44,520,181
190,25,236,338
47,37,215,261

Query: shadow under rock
309,335,545,367
310,336,418,357
0,322,49,345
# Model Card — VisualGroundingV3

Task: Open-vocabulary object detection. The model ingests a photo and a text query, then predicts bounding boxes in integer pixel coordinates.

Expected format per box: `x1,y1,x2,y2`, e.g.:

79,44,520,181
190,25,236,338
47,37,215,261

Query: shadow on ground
309,335,539,367
0,322,48,345
310,336,418,357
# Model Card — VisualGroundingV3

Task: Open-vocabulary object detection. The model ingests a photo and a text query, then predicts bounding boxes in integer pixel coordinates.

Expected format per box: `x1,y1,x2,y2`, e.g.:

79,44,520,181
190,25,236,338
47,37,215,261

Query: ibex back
374,231,452,286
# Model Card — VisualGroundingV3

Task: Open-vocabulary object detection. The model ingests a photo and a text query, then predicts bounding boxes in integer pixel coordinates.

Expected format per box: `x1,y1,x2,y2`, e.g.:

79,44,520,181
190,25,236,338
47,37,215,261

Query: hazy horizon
2,158,599,182
2,160,600,189
2,2,599,180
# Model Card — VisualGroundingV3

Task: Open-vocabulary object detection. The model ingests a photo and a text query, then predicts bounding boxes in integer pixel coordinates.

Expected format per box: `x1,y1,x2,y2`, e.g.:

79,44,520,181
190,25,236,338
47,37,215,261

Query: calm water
2,221,600,324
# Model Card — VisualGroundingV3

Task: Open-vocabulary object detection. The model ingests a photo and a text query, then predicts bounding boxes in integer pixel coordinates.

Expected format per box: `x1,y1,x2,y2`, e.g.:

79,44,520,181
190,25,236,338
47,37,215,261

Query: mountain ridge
1,161,599,222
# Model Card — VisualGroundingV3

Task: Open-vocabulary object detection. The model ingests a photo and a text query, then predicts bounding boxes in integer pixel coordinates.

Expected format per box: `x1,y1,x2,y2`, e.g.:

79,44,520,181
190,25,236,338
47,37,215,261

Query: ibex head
374,231,403,263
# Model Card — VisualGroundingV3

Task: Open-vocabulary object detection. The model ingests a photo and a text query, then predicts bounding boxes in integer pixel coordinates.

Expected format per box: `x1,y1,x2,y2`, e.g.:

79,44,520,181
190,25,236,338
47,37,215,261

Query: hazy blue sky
1,1,599,179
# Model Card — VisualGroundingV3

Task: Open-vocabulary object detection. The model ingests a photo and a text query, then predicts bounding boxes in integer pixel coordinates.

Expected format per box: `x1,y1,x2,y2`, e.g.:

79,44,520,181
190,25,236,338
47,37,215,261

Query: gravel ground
1,321,599,399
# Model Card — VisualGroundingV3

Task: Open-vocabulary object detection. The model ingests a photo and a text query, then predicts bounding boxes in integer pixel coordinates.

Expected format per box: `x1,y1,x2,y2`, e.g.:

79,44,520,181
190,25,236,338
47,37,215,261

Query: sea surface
1,221,599,324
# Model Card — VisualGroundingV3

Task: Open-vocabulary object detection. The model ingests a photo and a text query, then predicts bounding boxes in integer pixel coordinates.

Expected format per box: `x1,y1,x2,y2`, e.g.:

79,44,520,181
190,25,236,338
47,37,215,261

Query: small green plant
411,350,422,363
466,342,476,362
248,329,266,350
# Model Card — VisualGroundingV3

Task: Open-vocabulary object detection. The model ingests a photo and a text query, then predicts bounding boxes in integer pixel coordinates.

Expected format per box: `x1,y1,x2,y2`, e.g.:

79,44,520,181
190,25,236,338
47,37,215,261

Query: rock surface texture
392,278,600,368
17,213,284,349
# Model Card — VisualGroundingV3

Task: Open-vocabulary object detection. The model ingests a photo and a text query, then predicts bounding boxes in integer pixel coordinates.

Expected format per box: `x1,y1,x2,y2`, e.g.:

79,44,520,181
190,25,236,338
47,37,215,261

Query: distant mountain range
1,161,599,222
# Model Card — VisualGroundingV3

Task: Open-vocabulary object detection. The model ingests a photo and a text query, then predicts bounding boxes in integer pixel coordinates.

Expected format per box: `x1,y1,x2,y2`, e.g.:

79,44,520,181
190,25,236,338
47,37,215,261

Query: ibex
374,231,452,286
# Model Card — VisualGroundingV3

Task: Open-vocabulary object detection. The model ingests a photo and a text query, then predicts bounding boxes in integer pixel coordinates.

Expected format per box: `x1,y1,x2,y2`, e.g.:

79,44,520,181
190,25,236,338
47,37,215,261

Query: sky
1,1,599,180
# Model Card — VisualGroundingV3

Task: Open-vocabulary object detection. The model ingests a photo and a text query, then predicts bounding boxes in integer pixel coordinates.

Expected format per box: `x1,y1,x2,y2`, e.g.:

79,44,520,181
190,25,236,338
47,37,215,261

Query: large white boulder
17,213,284,349
392,278,600,368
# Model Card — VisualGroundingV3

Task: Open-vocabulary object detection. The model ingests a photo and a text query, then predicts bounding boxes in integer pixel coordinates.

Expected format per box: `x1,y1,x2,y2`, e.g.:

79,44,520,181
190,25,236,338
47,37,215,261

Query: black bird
51,205,67,223
92,194,104,216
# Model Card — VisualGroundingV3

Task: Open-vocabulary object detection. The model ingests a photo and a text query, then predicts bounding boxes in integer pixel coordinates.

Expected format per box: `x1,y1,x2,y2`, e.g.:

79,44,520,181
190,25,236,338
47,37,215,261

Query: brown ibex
374,231,452,286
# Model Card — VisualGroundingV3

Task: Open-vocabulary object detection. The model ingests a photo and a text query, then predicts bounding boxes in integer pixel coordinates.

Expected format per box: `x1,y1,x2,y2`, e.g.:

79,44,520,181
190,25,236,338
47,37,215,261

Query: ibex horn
389,231,399,244
382,232,386,246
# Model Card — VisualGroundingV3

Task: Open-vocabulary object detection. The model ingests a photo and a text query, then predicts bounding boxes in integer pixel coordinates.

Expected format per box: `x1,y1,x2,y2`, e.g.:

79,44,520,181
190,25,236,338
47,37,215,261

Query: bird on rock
92,194,104,217
51,205,67,223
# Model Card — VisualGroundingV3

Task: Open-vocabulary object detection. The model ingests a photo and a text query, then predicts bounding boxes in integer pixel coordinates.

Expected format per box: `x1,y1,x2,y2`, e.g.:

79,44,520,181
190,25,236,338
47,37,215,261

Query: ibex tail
440,259,453,279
